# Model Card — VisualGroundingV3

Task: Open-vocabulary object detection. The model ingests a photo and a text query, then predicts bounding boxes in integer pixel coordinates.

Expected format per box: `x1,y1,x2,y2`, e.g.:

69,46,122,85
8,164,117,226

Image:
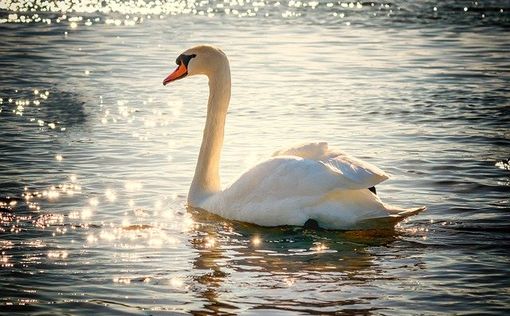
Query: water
1,0,510,314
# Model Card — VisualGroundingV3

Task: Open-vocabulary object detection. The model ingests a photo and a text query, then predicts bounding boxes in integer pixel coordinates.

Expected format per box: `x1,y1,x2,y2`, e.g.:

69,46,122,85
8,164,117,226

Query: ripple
1,0,510,314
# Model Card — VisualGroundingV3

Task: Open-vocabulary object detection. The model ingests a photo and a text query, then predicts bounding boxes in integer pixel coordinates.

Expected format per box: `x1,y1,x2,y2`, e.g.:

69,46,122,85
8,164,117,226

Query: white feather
201,152,422,230
273,142,389,189
167,46,425,230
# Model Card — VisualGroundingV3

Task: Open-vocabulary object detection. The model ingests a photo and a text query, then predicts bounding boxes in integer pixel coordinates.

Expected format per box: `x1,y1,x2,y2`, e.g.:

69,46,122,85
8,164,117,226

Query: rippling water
1,0,510,314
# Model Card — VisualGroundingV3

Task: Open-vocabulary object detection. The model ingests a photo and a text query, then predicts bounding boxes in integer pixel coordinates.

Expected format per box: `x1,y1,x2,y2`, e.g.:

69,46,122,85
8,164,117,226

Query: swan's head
163,45,228,85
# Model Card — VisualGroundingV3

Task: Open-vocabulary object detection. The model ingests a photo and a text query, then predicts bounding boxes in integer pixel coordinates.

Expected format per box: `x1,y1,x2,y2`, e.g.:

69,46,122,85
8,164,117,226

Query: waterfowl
163,45,424,230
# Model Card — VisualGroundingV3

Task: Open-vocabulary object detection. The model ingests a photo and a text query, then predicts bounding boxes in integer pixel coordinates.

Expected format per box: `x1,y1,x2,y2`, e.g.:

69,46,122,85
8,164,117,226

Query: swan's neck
188,63,231,205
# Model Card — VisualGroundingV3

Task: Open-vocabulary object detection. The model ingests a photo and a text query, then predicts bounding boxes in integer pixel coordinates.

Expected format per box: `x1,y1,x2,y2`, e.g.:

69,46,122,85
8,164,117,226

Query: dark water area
1,0,510,314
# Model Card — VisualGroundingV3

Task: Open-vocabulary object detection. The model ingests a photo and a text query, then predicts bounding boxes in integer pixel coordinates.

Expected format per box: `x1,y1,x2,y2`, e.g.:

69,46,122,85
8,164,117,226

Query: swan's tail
356,206,426,230
390,206,427,218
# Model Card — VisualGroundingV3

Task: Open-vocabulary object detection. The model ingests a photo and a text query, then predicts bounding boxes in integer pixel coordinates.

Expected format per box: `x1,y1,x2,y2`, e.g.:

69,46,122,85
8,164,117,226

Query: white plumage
163,45,424,230
203,142,422,229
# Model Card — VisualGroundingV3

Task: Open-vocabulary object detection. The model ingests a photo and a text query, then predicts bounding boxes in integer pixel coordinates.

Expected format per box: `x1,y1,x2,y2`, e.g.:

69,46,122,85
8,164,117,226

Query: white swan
163,45,425,230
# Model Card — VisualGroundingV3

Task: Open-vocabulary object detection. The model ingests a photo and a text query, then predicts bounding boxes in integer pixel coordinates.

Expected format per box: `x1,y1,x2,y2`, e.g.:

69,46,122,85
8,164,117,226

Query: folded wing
273,142,389,190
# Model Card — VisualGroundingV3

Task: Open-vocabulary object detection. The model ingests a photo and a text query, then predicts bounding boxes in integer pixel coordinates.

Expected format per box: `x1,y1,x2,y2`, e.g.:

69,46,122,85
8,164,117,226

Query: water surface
1,0,510,314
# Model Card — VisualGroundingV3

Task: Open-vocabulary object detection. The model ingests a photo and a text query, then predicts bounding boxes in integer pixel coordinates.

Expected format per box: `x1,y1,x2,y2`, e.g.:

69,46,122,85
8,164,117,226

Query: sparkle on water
1,0,510,314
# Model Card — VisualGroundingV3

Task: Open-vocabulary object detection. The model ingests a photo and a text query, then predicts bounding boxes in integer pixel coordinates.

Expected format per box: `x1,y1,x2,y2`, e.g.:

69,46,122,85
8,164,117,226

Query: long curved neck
189,62,231,205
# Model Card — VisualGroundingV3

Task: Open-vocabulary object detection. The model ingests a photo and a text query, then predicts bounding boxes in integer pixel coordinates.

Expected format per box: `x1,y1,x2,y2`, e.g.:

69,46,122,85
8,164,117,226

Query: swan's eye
176,54,197,67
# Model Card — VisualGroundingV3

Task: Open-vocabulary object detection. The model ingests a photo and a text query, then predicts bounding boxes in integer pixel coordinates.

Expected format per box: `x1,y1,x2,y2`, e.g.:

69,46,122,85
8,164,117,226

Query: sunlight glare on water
1,0,510,314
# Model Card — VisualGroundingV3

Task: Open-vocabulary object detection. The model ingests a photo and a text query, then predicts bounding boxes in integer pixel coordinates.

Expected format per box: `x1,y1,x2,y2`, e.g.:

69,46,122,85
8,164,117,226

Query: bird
163,45,425,230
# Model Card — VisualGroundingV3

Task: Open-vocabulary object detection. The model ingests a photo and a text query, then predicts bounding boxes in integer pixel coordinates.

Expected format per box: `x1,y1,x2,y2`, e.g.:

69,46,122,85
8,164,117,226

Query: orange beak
163,63,187,85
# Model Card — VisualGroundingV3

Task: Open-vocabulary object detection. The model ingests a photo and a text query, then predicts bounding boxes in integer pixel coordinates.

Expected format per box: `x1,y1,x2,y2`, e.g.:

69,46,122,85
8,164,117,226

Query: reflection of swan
163,45,424,230
188,204,396,273
186,207,396,314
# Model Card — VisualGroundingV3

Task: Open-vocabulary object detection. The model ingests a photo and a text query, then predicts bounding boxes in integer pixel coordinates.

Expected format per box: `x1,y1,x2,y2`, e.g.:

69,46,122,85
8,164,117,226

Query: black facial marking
176,53,197,67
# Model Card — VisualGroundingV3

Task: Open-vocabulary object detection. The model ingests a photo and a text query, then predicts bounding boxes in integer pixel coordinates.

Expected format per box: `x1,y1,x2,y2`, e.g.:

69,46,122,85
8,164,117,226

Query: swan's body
163,45,424,230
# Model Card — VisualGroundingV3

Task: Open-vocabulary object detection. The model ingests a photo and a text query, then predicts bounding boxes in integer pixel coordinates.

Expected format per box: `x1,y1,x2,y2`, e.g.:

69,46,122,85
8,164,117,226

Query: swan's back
200,153,422,230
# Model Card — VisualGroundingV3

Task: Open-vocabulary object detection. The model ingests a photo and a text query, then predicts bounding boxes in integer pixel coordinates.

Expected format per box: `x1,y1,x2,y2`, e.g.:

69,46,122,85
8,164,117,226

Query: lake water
1,0,510,314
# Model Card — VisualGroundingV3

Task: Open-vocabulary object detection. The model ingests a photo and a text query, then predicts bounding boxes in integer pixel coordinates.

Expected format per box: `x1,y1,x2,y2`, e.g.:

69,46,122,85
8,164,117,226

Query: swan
163,45,425,230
